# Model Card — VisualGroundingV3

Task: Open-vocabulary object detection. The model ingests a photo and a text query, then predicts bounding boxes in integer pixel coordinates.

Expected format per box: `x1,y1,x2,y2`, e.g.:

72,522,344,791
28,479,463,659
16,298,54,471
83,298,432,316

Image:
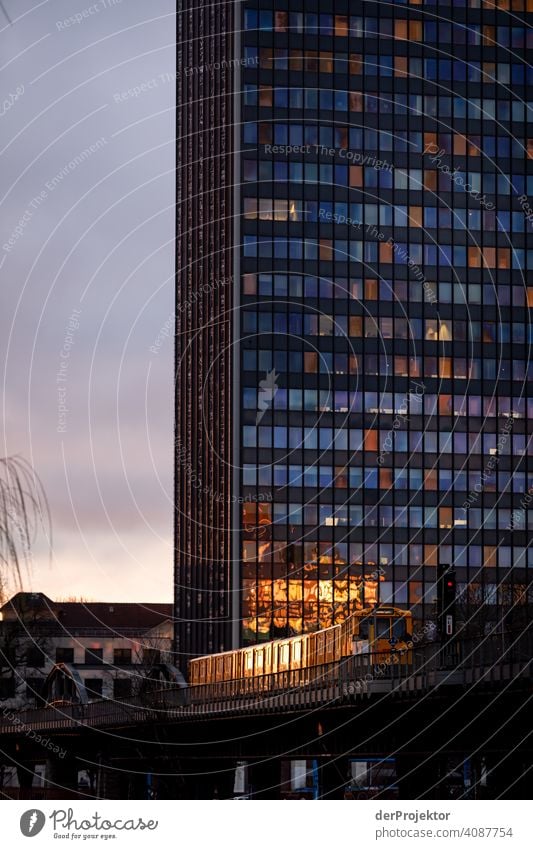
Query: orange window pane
349,92,363,111
395,356,409,376
243,502,257,527
259,86,272,107
482,247,496,268
274,11,288,32
439,358,452,378
468,246,482,268
438,394,453,415
304,352,317,373
259,48,273,70
395,20,408,40
424,132,437,150
380,241,393,262
334,466,348,488
349,54,362,74
497,249,510,269
349,316,363,336
320,52,333,73
364,429,378,451
527,288,533,307
258,123,272,144
395,56,408,78
424,545,438,566
409,582,423,604
335,15,348,36
527,140,533,159
409,206,423,227
304,51,319,72
439,507,453,529
409,357,421,377
453,134,467,155
289,51,303,71
484,546,497,567
365,279,378,299
349,165,363,186
483,62,496,82
320,240,333,261
424,170,437,191
424,470,438,491
409,20,423,40
482,25,495,44
380,468,394,489
336,126,348,149
242,274,256,295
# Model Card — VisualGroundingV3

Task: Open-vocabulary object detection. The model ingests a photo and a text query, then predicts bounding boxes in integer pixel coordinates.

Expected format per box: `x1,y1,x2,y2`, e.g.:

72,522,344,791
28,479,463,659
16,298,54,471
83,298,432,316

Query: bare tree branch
0,456,51,604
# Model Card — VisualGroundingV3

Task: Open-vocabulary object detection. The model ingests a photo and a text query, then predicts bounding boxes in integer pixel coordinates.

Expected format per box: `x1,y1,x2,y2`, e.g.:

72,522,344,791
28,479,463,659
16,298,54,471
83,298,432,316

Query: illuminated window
453,135,467,155
304,352,317,373
395,56,408,78
349,92,364,111
274,11,288,32
424,470,438,491
409,21,423,40
439,508,453,529
409,206,423,227
424,170,437,191
259,86,272,107
349,54,362,74
335,15,348,37
395,20,408,40
350,165,363,186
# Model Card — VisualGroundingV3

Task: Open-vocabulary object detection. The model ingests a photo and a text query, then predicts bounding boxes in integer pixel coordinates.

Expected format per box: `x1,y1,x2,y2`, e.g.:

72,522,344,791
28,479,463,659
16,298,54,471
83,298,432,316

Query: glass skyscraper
175,0,533,661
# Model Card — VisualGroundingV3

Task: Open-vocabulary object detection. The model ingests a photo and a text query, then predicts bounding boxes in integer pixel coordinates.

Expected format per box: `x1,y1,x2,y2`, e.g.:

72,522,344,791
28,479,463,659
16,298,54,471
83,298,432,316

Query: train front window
375,618,392,639
392,618,407,639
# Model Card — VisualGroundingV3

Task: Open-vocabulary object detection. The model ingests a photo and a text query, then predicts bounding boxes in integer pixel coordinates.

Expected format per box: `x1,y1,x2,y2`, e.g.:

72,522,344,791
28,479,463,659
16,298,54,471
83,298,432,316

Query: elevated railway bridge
0,631,531,800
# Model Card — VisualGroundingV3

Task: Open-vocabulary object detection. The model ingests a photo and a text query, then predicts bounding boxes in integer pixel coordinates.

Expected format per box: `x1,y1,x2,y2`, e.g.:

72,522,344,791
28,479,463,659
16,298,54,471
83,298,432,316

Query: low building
0,592,173,709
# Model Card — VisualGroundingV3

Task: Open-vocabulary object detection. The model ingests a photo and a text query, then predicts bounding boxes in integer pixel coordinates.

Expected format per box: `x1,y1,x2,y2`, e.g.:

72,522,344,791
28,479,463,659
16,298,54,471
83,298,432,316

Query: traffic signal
437,564,456,637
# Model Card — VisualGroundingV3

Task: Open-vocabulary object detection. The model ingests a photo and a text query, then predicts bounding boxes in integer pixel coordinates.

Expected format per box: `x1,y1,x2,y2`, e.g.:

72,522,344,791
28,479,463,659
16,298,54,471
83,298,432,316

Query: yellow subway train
188,605,412,686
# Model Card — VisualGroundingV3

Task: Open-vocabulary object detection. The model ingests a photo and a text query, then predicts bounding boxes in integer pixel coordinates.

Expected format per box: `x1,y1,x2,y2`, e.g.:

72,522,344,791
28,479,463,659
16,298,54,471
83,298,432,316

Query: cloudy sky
0,0,175,601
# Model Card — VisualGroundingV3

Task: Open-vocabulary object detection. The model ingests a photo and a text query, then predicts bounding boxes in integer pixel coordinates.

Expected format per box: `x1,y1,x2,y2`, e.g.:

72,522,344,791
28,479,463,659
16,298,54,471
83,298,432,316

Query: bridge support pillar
248,757,282,799
318,756,348,799
396,752,442,799
16,762,38,797
45,754,79,795
173,759,237,799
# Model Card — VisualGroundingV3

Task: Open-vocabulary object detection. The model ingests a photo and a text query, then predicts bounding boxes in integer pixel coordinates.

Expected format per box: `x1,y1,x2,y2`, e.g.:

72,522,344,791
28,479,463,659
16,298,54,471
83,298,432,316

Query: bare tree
0,456,51,605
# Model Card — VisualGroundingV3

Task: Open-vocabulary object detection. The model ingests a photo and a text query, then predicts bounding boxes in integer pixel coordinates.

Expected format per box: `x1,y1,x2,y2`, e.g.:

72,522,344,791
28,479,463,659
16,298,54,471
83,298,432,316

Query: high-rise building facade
176,0,533,661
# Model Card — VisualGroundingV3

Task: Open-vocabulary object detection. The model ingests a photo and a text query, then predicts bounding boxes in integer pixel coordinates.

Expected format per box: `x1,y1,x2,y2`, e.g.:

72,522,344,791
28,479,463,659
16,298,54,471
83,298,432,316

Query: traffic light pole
437,564,458,668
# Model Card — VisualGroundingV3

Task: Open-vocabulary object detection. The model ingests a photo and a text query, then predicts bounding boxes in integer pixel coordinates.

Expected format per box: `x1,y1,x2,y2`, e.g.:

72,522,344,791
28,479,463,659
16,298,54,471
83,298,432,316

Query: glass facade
237,1,533,643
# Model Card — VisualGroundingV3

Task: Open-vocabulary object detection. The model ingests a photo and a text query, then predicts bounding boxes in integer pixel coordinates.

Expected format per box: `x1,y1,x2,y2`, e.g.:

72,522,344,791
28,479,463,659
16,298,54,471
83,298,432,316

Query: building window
26,647,45,668
113,678,132,700
25,677,44,700
113,648,132,666
85,678,103,699
0,678,15,698
143,649,161,666
84,648,103,665
55,647,74,664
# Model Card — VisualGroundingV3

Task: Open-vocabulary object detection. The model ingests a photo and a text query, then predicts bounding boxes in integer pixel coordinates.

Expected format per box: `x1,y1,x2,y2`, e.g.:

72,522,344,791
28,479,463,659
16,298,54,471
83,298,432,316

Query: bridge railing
0,631,530,731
